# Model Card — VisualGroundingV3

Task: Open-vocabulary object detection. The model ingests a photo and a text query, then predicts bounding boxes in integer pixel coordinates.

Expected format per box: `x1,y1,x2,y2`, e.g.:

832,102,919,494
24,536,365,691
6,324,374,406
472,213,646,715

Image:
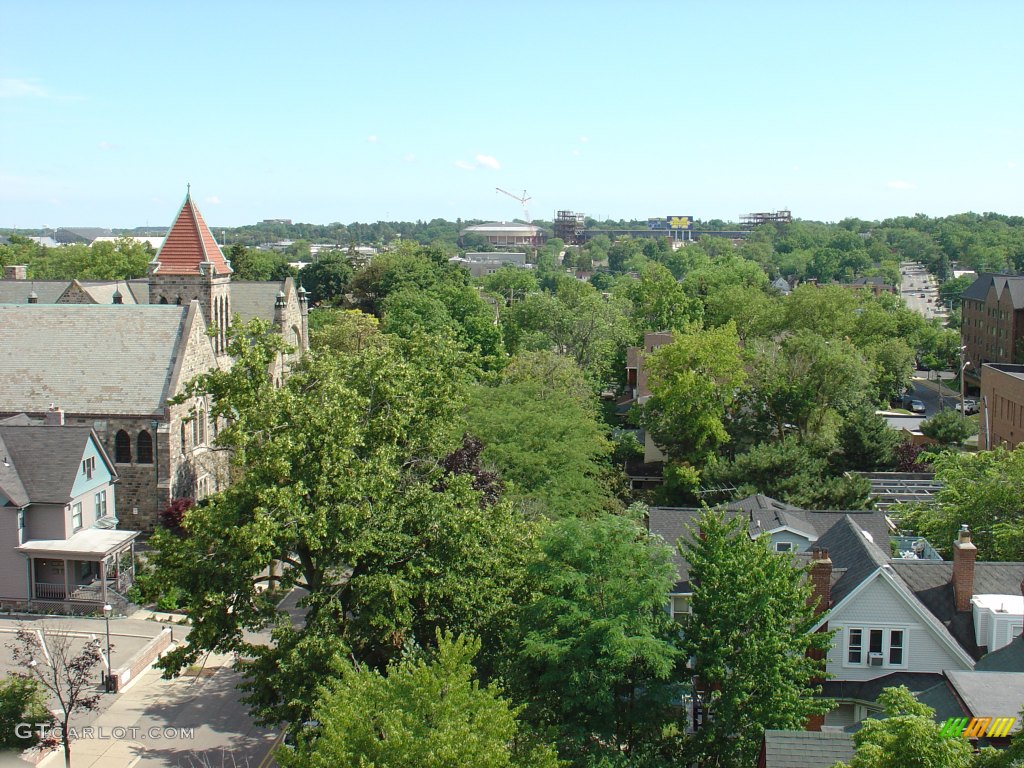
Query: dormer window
81,456,96,479
775,541,794,553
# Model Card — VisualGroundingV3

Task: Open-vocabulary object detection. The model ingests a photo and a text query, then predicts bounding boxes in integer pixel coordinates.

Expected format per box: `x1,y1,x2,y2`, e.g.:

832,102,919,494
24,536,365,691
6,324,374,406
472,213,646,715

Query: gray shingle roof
0,303,196,416
821,671,944,705
762,729,854,768
962,274,1024,308
229,279,290,324
889,560,1024,659
0,424,106,505
944,670,1024,729
0,281,70,304
977,635,1024,672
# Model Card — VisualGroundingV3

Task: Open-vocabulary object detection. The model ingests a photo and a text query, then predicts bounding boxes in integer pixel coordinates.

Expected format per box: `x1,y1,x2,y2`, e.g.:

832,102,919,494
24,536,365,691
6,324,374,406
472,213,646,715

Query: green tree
680,509,833,768
832,686,974,768
833,405,899,473
622,262,702,333
641,322,747,465
279,632,557,768
299,252,353,306
512,512,681,763
902,446,1024,560
150,324,535,727
0,675,54,751
308,308,382,354
919,410,976,447
464,351,614,518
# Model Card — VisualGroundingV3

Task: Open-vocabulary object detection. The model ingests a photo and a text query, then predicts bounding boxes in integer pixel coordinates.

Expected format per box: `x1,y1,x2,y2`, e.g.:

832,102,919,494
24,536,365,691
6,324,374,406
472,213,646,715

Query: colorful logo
939,717,1017,739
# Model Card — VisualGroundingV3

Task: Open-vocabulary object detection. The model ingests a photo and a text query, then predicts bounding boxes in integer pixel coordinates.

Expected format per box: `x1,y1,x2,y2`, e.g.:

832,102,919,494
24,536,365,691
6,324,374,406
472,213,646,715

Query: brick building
960,274,1024,384
0,192,309,530
979,363,1024,450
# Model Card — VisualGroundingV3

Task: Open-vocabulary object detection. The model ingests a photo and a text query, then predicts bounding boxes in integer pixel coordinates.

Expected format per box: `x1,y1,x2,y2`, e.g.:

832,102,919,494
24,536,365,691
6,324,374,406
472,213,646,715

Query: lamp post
960,361,972,418
102,604,113,692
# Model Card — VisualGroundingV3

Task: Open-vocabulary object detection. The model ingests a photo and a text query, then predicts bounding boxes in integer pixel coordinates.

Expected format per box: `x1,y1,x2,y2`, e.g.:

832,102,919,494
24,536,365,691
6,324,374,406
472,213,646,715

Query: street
899,261,947,322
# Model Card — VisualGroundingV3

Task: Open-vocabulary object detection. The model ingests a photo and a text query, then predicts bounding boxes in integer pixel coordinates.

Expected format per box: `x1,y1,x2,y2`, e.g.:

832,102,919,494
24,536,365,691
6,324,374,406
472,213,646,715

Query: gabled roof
0,424,113,505
962,273,1024,308
821,670,944,705
0,280,71,304
943,670,1024,730
761,729,854,768
889,560,1024,659
0,303,203,416
151,193,232,276
814,515,891,604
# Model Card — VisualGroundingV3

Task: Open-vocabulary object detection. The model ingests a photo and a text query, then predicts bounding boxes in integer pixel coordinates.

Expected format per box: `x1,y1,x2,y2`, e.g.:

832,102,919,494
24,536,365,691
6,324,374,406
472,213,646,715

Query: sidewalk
36,647,237,768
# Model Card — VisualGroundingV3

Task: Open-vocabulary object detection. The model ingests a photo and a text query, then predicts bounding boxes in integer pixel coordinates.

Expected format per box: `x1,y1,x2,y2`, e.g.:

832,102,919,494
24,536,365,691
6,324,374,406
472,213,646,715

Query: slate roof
0,281,70,304
230,279,290,324
647,498,894,593
814,515,892,604
943,670,1024,730
889,560,1024,659
0,303,197,416
152,194,232,276
0,424,109,505
54,227,112,244
977,635,1024,672
820,671,944,704
961,273,1024,308
124,279,150,304
761,729,854,768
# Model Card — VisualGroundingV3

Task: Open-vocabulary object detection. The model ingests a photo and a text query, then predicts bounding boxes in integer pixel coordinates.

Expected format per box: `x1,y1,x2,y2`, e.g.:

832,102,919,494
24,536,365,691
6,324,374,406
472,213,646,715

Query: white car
955,399,979,415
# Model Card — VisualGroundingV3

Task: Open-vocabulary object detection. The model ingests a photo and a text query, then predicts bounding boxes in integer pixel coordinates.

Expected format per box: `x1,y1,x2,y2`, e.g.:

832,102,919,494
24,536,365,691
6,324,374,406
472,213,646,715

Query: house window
196,475,210,501
94,490,106,520
71,502,83,531
889,630,904,665
81,456,96,479
775,541,794,552
844,626,907,668
17,510,24,531
114,430,132,463
180,422,187,453
137,431,153,464
670,594,691,624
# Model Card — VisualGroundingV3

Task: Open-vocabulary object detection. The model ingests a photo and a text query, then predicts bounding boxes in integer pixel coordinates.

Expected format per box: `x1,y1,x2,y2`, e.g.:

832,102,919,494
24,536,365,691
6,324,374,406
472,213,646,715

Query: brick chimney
44,404,64,427
953,524,977,612
3,265,27,280
809,548,832,616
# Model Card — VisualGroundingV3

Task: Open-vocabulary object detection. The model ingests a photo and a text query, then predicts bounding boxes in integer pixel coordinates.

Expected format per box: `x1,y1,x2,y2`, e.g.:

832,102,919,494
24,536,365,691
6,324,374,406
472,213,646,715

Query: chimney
952,524,977,612
809,548,832,616
45,404,65,427
4,265,27,280
27,291,38,304
112,288,123,305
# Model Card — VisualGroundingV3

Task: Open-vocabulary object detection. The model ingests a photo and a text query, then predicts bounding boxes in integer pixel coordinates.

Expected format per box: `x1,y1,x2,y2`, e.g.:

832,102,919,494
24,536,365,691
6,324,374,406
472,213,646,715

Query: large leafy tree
680,509,833,768
642,322,747,465
512,512,682,764
279,632,558,768
832,686,974,768
902,446,1024,560
463,351,614,518
150,322,536,727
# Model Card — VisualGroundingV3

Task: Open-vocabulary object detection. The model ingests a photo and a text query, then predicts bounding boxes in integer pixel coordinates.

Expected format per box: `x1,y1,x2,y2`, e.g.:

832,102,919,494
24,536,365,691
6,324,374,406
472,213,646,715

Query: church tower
148,189,233,357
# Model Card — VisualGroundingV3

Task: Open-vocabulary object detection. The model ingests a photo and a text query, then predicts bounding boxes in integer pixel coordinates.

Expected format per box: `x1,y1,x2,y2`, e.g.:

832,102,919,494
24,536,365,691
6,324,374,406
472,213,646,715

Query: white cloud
579,135,590,143
367,135,378,143
403,153,416,163
454,159,476,171
0,78,47,98
571,149,581,157
1009,161,1018,169
886,180,917,190
97,141,118,151
205,196,222,204
475,154,501,170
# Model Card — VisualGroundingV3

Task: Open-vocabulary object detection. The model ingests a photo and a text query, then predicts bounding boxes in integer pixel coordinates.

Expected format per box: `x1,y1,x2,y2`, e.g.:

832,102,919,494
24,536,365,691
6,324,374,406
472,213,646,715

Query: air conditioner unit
868,653,884,666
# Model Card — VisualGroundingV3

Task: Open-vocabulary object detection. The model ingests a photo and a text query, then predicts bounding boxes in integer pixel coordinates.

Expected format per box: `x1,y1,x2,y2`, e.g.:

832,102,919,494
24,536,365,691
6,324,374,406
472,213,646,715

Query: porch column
25,557,32,601
63,559,70,601
100,559,108,606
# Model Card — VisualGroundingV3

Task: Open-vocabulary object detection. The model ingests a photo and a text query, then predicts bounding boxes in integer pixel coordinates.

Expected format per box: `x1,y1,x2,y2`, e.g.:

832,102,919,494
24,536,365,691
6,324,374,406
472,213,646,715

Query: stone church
0,192,309,530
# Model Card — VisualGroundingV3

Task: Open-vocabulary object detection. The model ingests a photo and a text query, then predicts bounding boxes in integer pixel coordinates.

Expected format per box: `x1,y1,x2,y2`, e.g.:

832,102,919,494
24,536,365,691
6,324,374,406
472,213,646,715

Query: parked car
909,399,927,414
956,399,979,415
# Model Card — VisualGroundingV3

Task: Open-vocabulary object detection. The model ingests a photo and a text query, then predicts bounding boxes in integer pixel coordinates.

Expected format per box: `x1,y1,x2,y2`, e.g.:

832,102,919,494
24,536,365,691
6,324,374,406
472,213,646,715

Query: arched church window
114,430,132,463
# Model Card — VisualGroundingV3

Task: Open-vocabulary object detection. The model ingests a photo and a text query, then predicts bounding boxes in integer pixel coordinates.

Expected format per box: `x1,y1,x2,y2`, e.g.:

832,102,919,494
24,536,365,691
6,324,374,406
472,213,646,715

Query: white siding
769,530,813,553
825,574,972,681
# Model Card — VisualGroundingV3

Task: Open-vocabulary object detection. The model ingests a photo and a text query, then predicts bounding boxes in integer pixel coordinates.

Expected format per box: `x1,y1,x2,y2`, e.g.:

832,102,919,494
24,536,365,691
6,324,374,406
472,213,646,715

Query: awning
17,528,139,559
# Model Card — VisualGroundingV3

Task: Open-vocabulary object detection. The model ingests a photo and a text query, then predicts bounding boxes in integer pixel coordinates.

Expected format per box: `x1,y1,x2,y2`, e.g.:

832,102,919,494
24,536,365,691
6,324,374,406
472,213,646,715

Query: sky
2,1,1023,229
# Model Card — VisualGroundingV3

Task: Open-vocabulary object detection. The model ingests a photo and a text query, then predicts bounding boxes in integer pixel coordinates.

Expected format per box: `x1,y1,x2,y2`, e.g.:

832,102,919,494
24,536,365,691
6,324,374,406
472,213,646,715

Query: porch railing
34,582,66,600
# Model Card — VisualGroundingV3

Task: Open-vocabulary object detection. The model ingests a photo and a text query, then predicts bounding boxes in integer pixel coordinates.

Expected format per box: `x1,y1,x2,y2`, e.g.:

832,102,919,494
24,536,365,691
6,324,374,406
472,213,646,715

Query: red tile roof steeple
151,190,232,276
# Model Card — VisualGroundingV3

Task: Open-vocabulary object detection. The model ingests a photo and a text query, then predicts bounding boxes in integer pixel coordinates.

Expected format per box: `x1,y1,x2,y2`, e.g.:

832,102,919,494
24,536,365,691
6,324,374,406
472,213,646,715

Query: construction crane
495,187,531,222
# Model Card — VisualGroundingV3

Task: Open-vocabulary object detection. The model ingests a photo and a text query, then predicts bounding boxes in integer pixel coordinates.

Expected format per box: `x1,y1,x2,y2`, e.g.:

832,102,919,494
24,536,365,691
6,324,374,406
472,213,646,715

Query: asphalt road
900,261,947,321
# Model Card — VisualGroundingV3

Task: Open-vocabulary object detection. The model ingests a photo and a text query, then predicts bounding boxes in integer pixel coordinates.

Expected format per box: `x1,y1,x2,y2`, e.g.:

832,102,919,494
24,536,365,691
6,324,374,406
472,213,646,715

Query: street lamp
102,604,113,692
960,361,972,417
